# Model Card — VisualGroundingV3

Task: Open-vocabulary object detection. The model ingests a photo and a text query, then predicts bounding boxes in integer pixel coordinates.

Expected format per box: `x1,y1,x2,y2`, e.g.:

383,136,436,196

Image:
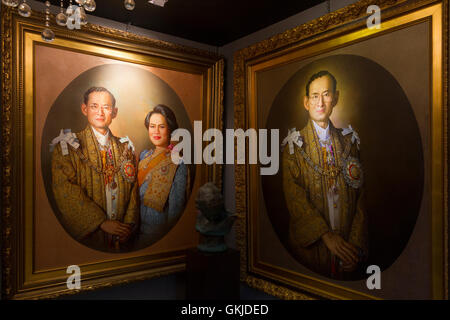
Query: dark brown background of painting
256,21,431,299
35,45,202,271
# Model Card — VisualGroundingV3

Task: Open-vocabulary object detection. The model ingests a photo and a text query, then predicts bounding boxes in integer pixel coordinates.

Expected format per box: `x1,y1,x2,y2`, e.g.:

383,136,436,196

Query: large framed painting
234,0,448,299
1,7,223,299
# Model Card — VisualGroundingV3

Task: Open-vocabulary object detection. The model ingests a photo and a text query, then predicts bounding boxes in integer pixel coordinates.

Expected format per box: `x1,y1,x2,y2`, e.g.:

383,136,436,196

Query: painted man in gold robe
51,87,139,252
282,71,368,279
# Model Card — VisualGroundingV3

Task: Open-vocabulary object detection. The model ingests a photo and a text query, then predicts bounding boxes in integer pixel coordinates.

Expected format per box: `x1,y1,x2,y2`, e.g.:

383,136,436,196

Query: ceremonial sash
138,150,168,186
138,149,178,212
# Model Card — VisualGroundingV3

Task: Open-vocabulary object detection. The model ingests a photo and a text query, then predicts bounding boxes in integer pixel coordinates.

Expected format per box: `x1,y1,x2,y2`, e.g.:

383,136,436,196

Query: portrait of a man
50,86,139,252
281,70,368,279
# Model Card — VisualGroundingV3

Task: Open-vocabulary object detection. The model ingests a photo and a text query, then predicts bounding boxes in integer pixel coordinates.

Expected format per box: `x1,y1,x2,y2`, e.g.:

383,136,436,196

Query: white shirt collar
312,120,330,142
91,126,110,147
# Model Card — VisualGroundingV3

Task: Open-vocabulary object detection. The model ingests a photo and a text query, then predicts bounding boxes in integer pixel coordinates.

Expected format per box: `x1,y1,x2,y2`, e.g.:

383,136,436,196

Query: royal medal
144,172,152,184
342,156,363,189
160,165,169,175
121,160,136,183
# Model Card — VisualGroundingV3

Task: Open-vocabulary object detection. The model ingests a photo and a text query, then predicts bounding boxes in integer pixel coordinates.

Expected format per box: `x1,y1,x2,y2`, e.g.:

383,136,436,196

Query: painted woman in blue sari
135,105,189,248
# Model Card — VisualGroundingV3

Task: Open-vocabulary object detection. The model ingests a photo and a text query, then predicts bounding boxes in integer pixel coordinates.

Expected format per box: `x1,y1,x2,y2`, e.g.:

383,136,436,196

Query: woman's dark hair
144,104,179,134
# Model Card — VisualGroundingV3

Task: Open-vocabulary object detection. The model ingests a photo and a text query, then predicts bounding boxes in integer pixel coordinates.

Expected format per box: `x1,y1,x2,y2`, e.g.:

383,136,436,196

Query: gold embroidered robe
51,126,139,251
282,120,368,277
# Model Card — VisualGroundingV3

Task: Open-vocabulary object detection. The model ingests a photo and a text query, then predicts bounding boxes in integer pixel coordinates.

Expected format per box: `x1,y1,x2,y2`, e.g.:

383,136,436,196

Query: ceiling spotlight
148,0,168,7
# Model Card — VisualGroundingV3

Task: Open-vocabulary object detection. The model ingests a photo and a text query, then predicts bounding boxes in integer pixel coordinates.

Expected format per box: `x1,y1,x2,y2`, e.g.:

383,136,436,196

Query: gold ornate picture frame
234,0,448,299
1,7,223,299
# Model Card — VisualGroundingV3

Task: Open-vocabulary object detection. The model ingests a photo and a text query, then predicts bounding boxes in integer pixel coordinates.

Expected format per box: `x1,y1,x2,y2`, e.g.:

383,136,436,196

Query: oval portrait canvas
41,64,195,253
261,54,424,280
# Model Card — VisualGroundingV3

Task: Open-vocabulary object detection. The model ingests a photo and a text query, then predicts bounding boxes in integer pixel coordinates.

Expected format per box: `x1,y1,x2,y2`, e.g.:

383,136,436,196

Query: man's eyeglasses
88,104,114,113
309,92,333,104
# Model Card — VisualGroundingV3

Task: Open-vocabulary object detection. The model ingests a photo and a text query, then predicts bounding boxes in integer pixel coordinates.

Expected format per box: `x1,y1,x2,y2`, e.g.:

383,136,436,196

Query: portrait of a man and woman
49,85,190,253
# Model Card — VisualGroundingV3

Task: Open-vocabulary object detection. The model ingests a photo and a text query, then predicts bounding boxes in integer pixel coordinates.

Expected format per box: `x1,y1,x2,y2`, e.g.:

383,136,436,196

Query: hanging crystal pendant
77,6,88,25
75,0,85,5
56,0,67,26
42,28,55,42
56,12,68,26
42,1,55,42
124,0,135,11
3,0,20,7
1,0,12,7
18,1,32,17
84,0,96,12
